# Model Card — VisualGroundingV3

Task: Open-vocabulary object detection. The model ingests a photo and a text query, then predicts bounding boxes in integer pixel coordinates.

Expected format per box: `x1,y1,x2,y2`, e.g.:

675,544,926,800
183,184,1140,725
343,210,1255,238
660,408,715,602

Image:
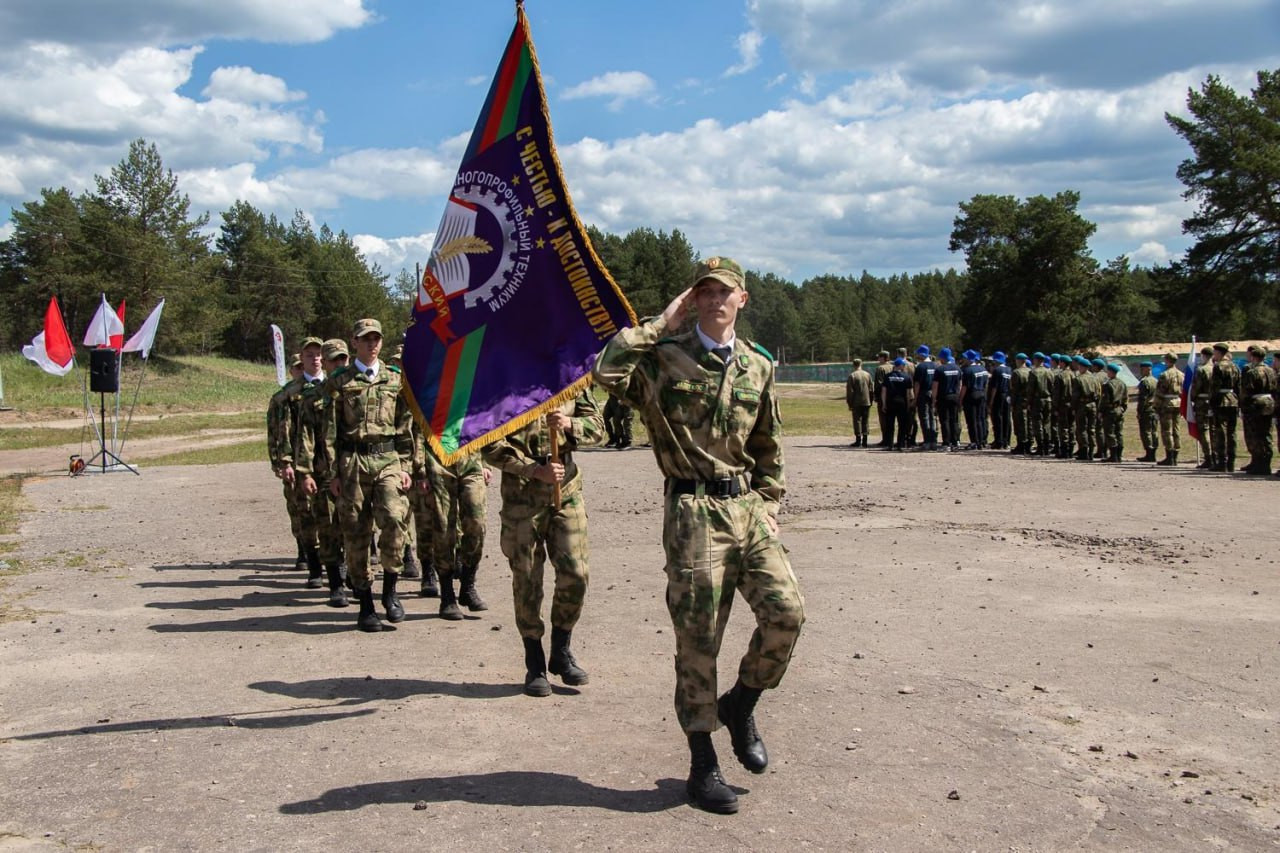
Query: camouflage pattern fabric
423,446,487,575
1156,366,1184,455
1072,370,1100,458
1102,376,1128,450
1210,359,1241,468
1010,364,1031,448
1191,361,1217,465
268,380,304,540
312,364,415,589
1240,362,1276,470
1136,374,1159,454
483,392,604,638
594,317,805,733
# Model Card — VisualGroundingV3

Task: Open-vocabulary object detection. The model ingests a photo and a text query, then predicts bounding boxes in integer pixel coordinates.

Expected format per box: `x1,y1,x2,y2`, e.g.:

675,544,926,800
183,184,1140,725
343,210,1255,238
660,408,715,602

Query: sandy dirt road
0,441,1277,851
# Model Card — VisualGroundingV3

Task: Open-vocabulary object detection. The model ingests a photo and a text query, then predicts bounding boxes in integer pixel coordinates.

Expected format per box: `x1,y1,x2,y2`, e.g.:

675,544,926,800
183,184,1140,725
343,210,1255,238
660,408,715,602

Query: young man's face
301,344,323,376
325,354,349,372
353,332,382,365
693,279,747,330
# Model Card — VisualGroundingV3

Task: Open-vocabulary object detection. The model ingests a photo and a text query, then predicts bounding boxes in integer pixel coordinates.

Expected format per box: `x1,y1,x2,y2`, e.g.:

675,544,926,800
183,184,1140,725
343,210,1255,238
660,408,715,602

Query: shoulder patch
656,337,679,345
750,341,774,361
387,365,402,374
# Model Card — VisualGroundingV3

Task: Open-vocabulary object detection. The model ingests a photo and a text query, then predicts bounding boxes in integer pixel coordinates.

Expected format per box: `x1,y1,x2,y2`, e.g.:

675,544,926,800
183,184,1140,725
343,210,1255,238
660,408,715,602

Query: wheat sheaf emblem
433,236,492,265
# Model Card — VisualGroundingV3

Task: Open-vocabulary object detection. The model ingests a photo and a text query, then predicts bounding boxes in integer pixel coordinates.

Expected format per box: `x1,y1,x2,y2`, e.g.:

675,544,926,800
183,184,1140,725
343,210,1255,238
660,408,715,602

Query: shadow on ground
249,676,526,703
279,770,688,814
7,707,376,741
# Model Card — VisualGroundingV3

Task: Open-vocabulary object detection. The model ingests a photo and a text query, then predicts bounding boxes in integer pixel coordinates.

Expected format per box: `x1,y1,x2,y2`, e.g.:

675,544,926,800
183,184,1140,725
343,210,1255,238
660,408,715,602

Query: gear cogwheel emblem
452,183,520,308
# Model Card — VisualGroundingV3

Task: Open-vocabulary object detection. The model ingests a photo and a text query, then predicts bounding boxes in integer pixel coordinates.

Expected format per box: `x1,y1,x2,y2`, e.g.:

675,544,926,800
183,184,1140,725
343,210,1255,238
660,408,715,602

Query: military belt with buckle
667,476,744,498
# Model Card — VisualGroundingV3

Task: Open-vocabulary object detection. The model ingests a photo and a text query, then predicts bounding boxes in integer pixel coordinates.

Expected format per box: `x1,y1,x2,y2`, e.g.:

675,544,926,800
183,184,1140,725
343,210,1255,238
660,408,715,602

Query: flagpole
117,355,149,457
549,424,562,507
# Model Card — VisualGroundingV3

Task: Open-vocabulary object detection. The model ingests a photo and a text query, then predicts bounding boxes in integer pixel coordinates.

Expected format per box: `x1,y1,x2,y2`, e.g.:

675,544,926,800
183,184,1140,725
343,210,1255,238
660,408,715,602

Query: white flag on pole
83,293,125,348
122,299,165,358
271,324,287,386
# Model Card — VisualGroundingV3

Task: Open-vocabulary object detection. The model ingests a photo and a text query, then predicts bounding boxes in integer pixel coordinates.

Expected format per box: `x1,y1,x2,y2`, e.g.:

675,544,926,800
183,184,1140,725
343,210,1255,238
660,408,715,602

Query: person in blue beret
932,346,963,451
987,350,1013,449
913,345,939,450
882,356,914,450
960,346,990,449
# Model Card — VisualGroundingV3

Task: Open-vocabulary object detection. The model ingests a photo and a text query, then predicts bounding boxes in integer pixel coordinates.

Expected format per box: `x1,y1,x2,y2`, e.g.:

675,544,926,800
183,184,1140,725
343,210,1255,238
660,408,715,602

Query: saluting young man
594,256,805,815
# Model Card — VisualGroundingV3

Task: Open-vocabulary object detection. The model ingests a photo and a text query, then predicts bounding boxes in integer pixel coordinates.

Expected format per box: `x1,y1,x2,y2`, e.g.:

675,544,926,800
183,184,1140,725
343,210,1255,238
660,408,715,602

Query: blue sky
1,0,1277,282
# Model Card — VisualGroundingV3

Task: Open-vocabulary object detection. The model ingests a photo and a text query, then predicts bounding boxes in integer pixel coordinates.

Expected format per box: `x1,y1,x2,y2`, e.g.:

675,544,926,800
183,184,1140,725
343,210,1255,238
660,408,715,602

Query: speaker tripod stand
82,348,139,475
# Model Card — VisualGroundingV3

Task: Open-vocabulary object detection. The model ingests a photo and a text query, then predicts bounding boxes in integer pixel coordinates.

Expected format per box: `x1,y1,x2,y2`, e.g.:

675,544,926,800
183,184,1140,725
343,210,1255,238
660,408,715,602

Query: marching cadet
407,417,440,599
423,442,490,619
1027,352,1054,456
1155,353,1184,466
594,256,805,816
845,359,873,447
268,353,309,578
1134,361,1159,462
1239,345,1276,475
1191,346,1217,469
1070,356,1098,461
383,346,422,583
603,395,634,449
1089,358,1109,459
1209,343,1241,472
320,319,416,632
295,339,350,606
1101,363,1128,463
482,391,604,695
1054,354,1075,459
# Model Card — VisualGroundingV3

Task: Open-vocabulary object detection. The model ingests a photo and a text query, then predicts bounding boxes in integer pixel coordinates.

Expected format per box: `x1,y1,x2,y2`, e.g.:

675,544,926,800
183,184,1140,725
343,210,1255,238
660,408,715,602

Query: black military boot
686,732,738,814
355,586,382,632
325,564,349,607
523,637,551,697
457,563,488,612
437,573,464,621
419,561,440,598
381,572,405,623
1137,449,1157,462
548,626,589,685
717,680,768,773
401,544,421,580
303,545,324,588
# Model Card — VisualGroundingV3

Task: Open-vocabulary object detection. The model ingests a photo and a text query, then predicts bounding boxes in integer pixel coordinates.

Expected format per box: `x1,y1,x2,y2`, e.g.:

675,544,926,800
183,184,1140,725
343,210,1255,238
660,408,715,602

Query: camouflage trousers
1029,399,1052,452
334,454,408,590
1159,408,1181,454
1211,406,1238,468
1011,399,1028,448
663,488,805,733
1102,408,1125,450
282,479,302,541
427,463,486,575
1094,403,1106,455
1074,405,1097,458
410,490,432,569
1242,411,1273,470
297,478,342,565
1137,405,1158,453
498,480,588,640
1193,403,1216,464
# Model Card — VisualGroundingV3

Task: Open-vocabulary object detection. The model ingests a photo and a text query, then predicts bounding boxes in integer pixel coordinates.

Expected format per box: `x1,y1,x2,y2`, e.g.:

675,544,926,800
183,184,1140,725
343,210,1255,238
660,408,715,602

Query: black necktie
365,368,374,377
712,345,732,364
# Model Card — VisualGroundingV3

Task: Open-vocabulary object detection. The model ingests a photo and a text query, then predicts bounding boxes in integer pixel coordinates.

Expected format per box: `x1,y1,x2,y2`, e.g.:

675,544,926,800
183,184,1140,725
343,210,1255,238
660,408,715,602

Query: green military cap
353,318,383,338
290,351,302,368
1199,345,1214,357
299,335,324,351
322,338,348,360
1163,352,1177,363
1212,342,1230,354
878,350,890,358
1246,344,1267,359
692,256,746,290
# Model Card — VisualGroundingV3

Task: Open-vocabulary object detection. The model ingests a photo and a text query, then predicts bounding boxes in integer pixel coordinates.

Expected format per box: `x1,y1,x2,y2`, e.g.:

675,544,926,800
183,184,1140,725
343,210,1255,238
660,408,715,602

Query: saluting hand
661,286,694,331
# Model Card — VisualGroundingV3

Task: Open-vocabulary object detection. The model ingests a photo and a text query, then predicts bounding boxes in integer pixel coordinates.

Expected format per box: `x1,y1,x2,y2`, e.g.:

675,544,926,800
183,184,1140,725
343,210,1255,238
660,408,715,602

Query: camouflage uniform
594,295,804,735
1155,358,1184,462
294,340,351,602
313,350,415,591
1009,357,1031,452
1190,354,1217,468
872,355,892,445
603,395,634,448
1209,347,1241,472
1135,367,1159,460
1027,356,1054,455
424,444,488,601
1101,368,1128,459
845,365,872,445
1071,360,1100,460
483,392,604,641
267,364,305,563
1239,350,1276,474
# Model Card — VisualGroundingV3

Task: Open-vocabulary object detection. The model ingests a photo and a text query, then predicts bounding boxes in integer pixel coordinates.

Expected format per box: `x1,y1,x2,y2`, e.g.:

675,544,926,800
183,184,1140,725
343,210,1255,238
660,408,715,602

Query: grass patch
0,476,28,540
141,438,269,468
0,411,264,451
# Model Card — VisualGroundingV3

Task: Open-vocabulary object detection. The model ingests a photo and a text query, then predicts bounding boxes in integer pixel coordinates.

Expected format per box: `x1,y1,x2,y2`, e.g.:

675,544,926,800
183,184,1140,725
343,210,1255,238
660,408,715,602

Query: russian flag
1181,337,1199,441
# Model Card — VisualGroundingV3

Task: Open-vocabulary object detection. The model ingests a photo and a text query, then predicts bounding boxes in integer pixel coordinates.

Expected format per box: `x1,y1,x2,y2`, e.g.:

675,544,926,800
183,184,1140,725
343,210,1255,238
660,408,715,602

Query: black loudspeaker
89,349,119,393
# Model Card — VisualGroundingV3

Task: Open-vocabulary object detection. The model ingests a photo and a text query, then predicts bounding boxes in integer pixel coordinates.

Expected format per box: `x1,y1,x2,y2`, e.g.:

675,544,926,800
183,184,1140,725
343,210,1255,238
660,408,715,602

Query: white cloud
1129,241,1177,266
0,0,372,51
561,71,657,111
725,30,764,76
203,67,305,104
352,232,437,278
747,0,1280,91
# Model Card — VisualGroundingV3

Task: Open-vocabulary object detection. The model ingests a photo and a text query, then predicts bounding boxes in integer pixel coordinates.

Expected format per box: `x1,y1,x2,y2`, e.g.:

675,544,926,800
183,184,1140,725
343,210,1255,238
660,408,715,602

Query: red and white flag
22,296,76,376
122,299,165,359
83,294,125,350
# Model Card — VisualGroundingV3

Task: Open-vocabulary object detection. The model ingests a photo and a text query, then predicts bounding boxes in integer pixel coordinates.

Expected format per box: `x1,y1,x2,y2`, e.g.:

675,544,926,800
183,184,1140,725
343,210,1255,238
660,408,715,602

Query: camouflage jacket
1071,370,1101,405
1155,367,1183,411
291,374,331,478
1136,375,1157,410
267,377,306,473
481,391,604,506
304,363,415,476
1027,366,1055,401
1211,359,1241,408
1102,377,1128,412
1010,366,1031,404
1191,362,1214,407
593,318,785,518
1241,363,1277,414
845,370,872,408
